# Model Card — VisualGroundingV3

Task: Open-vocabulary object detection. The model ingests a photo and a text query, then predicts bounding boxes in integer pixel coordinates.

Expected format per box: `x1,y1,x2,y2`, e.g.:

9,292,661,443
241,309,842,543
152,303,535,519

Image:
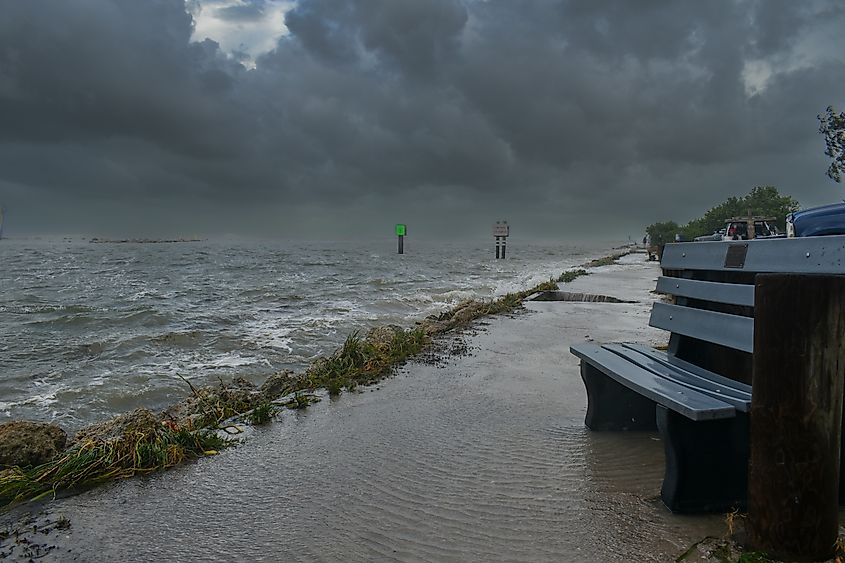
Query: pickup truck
694,220,778,241
693,229,725,242
786,202,845,237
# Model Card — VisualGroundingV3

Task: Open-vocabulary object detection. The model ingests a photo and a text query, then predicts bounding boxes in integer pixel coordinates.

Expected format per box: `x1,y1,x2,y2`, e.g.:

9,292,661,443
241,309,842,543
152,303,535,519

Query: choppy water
0,237,612,428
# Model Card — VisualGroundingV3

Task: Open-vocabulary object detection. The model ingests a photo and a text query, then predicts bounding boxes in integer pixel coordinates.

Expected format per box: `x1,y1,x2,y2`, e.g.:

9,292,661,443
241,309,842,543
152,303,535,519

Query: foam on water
241,320,295,352
187,351,265,370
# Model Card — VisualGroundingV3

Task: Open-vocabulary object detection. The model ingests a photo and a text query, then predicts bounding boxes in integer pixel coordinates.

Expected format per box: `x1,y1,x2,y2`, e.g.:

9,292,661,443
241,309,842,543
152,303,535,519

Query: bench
570,236,845,513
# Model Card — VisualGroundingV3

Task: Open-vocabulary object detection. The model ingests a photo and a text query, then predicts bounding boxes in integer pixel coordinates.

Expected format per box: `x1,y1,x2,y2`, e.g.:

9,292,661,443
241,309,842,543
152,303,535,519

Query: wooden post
747,209,755,240
398,235,404,254
501,238,506,259
748,274,845,561
495,236,500,259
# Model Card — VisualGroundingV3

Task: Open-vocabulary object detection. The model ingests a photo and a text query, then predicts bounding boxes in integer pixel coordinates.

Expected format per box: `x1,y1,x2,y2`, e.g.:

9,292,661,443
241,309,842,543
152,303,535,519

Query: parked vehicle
692,218,779,242
723,219,779,240
694,229,725,242
786,202,845,237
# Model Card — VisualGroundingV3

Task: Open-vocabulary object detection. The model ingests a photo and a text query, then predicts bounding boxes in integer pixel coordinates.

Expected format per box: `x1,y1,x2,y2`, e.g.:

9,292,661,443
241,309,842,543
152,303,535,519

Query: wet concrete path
2,255,726,561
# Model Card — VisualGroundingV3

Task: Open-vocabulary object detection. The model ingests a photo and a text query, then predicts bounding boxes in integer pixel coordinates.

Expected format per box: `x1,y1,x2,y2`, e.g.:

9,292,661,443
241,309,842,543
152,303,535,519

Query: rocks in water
0,421,67,469
73,408,160,444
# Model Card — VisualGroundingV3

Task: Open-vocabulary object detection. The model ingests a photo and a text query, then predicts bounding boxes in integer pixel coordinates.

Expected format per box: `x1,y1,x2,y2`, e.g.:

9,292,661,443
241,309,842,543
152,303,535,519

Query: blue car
786,202,845,237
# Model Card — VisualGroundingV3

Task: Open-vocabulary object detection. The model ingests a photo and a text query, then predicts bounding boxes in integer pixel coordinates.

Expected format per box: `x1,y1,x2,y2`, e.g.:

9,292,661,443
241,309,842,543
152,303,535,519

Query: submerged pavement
1,253,726,561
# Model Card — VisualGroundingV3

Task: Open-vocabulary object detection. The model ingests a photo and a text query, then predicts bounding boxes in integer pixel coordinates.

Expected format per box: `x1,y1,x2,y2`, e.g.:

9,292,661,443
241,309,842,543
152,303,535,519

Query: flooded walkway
2,255,726,561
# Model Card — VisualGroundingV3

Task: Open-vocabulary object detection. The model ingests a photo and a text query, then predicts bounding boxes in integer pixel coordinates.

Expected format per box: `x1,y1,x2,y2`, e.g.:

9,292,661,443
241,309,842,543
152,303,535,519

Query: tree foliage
646,186,799,242
819,105,845,183
646,221,680,246
682,186,799,238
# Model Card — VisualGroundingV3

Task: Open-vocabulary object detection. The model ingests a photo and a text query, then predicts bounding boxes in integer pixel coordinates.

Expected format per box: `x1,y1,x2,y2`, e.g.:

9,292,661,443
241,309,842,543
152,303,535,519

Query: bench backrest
653,236,845,383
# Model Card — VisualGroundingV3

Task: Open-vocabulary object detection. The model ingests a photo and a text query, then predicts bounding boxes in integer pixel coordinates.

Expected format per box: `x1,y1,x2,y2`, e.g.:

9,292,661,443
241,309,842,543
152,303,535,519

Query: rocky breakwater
0,422,67,471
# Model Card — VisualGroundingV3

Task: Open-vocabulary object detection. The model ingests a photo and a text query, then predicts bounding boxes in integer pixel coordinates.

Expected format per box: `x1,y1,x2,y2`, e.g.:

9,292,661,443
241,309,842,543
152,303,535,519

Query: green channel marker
395,224,406,236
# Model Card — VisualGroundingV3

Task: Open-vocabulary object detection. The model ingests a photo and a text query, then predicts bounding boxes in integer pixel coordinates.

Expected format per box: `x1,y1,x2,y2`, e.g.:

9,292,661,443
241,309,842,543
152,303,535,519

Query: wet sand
1,253,726,561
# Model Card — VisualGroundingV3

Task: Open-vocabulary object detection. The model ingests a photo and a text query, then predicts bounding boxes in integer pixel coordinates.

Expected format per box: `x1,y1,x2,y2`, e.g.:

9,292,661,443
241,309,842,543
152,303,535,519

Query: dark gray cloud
1,0,844,239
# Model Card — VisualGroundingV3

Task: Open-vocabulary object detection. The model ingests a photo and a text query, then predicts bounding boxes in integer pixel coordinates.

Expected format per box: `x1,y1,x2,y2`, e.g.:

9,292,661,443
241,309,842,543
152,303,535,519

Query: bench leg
580,361,658,431
657,405,749,513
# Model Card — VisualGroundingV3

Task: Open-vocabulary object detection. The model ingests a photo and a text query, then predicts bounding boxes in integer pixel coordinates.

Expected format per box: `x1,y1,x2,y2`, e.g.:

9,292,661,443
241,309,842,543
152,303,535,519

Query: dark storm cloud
1,0,845,237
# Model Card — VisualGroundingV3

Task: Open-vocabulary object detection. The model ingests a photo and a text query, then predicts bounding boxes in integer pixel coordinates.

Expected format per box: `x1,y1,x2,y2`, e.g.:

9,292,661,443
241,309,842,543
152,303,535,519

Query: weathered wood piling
748,274,845,561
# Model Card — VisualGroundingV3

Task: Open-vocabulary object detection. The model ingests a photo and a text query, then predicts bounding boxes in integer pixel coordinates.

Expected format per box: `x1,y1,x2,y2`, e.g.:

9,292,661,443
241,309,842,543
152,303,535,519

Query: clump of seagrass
526,279,560,296
0,408,225,506
246,402,277,425
557,269,589,283
258,370,299,399
164,376,291,429
584,250,631,268
302,325,430,395
279,392,319,410
419,279,561,334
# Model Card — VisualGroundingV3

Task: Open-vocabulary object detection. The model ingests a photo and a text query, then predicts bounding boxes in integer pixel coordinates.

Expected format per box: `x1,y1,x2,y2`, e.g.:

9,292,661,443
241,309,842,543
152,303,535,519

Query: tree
681,186,799,239
682,196,743,240
818,106,845,183
646,186,799,242
646,221,680,246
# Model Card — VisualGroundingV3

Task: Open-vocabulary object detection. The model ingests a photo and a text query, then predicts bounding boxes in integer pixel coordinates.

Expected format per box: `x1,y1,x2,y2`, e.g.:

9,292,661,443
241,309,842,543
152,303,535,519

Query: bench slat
621,343,752,396
570,344,736,421
604,344,751,412
661,236,845,273
649,302,754,353
656,276,754,307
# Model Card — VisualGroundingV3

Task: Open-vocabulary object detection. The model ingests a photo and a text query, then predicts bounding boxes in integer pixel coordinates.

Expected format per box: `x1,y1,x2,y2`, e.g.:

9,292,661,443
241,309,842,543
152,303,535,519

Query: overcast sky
1,0,844,239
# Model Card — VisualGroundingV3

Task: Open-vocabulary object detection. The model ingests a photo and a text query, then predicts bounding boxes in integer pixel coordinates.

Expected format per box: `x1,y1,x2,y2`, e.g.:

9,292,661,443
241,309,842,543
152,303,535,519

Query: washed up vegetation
246,402,277,425
0,409,226,506
0,512,71,560
584,249,632,268
557,268,589,283
0,251,621,508
676,511,845,562
586,255,619,267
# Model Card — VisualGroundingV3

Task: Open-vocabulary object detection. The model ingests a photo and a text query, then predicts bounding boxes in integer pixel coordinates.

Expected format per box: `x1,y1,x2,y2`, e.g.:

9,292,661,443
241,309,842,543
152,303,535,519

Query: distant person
674,233,681,242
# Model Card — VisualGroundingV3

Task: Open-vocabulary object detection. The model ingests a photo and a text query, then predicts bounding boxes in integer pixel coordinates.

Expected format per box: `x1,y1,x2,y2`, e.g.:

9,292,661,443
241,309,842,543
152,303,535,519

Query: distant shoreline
89,238,204,244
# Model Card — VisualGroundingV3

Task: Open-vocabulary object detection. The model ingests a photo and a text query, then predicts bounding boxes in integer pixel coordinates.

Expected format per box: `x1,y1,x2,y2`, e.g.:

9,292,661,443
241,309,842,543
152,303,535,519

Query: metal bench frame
571,236,845,513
